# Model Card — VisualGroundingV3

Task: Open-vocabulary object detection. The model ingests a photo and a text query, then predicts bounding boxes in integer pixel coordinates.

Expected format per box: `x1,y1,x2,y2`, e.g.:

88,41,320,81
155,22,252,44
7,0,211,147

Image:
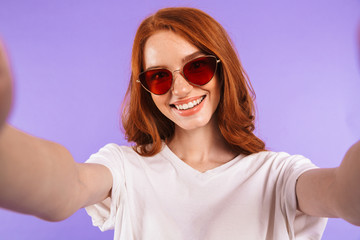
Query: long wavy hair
122,7,266,156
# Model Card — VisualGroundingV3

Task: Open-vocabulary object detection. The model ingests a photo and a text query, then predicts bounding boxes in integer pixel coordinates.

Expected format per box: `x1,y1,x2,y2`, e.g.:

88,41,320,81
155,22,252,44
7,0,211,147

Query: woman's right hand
0,41,112,221
0,39,13,130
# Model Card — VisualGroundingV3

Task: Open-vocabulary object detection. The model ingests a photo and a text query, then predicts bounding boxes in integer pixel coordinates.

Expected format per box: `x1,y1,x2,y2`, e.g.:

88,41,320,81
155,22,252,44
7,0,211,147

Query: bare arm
296,140,360,226
0,41,112,222
296,24,360,226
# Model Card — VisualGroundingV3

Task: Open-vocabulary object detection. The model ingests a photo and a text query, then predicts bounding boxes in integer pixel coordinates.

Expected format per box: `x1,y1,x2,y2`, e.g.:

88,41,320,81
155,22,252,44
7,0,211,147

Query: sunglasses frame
136,55,221,95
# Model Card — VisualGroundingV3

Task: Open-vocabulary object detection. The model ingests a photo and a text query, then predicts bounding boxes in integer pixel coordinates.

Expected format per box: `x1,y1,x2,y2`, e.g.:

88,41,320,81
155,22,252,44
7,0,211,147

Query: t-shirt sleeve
277,153,327,239
84,143,126,232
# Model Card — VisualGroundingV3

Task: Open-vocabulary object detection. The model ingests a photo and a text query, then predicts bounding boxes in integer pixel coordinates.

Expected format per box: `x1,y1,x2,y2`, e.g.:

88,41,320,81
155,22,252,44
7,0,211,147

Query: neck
166,117,237,169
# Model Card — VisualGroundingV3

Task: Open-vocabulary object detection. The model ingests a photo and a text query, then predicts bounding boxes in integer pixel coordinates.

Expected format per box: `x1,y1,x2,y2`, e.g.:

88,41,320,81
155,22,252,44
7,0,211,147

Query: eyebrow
145,51,205,71
182,51,204,63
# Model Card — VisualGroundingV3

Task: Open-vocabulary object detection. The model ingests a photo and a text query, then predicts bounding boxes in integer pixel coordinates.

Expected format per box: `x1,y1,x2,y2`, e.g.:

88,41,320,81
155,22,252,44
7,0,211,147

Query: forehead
143,31,200,69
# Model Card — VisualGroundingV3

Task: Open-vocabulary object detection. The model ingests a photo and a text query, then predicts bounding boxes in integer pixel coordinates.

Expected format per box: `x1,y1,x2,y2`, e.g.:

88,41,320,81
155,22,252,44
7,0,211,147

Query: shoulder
92,143,136,156
86,143,141,165
248,150,311,163
245,150,316,174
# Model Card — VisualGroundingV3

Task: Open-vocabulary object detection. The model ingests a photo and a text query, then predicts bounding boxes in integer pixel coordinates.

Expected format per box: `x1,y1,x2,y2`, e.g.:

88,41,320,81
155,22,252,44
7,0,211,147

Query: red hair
122,7,265,156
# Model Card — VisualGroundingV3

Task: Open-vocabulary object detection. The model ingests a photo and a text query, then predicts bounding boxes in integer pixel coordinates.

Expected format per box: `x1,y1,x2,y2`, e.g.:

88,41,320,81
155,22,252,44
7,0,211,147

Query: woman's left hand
0,39,13,131
296,141,360,226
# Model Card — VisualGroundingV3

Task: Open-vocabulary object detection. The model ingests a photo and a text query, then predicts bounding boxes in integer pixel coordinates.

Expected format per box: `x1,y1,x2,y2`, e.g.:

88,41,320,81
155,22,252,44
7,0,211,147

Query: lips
170,95,206,117
174,96,205,110
171,95,206,111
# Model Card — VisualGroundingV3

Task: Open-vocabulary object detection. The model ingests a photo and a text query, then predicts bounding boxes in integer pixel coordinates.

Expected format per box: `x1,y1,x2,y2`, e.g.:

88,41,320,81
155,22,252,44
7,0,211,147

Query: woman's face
143,31,221,131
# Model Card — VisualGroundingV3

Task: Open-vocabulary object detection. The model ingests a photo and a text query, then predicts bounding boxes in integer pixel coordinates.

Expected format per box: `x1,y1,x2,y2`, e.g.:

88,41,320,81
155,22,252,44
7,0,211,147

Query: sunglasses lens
139,69,172,95
183,56,217,85
138,56,218,95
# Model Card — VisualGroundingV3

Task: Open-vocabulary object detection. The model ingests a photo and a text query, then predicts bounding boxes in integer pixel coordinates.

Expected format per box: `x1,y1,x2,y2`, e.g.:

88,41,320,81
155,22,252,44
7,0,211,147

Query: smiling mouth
171,95,206,110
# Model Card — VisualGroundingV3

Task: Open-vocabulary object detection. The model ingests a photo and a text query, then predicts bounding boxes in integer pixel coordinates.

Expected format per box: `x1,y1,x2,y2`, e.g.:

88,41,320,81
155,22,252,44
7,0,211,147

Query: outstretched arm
296,22,360,227
296,141,360,226
0,41,112,222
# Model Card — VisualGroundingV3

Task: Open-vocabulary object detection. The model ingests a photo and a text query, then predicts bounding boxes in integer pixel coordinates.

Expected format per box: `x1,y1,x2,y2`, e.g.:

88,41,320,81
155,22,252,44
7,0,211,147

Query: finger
0,39,13,129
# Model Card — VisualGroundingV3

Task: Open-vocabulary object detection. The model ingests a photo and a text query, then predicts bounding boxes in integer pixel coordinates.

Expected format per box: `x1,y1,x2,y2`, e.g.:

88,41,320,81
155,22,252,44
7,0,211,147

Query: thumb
0,39,13,130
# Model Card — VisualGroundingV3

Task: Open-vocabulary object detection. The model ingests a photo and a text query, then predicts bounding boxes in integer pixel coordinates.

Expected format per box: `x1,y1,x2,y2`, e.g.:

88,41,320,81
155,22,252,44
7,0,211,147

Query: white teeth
174,96,204,110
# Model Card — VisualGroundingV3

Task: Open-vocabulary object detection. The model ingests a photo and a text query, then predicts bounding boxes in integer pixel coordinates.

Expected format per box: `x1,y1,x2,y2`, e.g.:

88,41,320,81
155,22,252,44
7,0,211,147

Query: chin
175,115,213,131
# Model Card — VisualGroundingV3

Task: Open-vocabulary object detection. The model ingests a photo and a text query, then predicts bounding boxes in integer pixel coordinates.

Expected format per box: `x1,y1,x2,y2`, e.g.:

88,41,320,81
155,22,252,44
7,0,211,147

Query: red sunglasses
137,55,221,95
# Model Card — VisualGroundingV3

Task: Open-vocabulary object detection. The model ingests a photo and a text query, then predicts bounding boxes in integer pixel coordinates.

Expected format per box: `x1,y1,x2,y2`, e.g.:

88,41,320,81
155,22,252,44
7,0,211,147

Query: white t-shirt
85,143,327,240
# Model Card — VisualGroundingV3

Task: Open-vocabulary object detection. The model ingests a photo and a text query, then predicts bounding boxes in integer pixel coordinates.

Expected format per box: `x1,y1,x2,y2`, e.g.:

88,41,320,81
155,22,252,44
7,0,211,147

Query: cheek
151,94,168,113
151,96,161,111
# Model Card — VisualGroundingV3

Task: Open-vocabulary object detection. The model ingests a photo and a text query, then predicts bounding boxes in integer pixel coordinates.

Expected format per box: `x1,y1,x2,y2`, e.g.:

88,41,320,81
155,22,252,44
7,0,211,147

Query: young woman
0,7,359,240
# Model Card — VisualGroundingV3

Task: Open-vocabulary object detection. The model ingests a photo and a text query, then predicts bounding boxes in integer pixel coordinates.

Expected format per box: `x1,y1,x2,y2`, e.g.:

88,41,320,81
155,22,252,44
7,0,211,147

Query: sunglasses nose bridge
171,69,192,96
172,69,181,76
173,66,190,82
171,69,186,82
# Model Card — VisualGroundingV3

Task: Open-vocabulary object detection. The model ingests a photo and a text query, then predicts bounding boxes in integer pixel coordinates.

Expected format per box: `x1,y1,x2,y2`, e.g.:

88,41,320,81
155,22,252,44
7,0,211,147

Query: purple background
0,0,359,239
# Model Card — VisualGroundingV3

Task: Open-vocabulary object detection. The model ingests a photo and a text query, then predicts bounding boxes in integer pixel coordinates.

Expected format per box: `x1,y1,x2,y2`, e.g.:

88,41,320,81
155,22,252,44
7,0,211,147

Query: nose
171,71,193,97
